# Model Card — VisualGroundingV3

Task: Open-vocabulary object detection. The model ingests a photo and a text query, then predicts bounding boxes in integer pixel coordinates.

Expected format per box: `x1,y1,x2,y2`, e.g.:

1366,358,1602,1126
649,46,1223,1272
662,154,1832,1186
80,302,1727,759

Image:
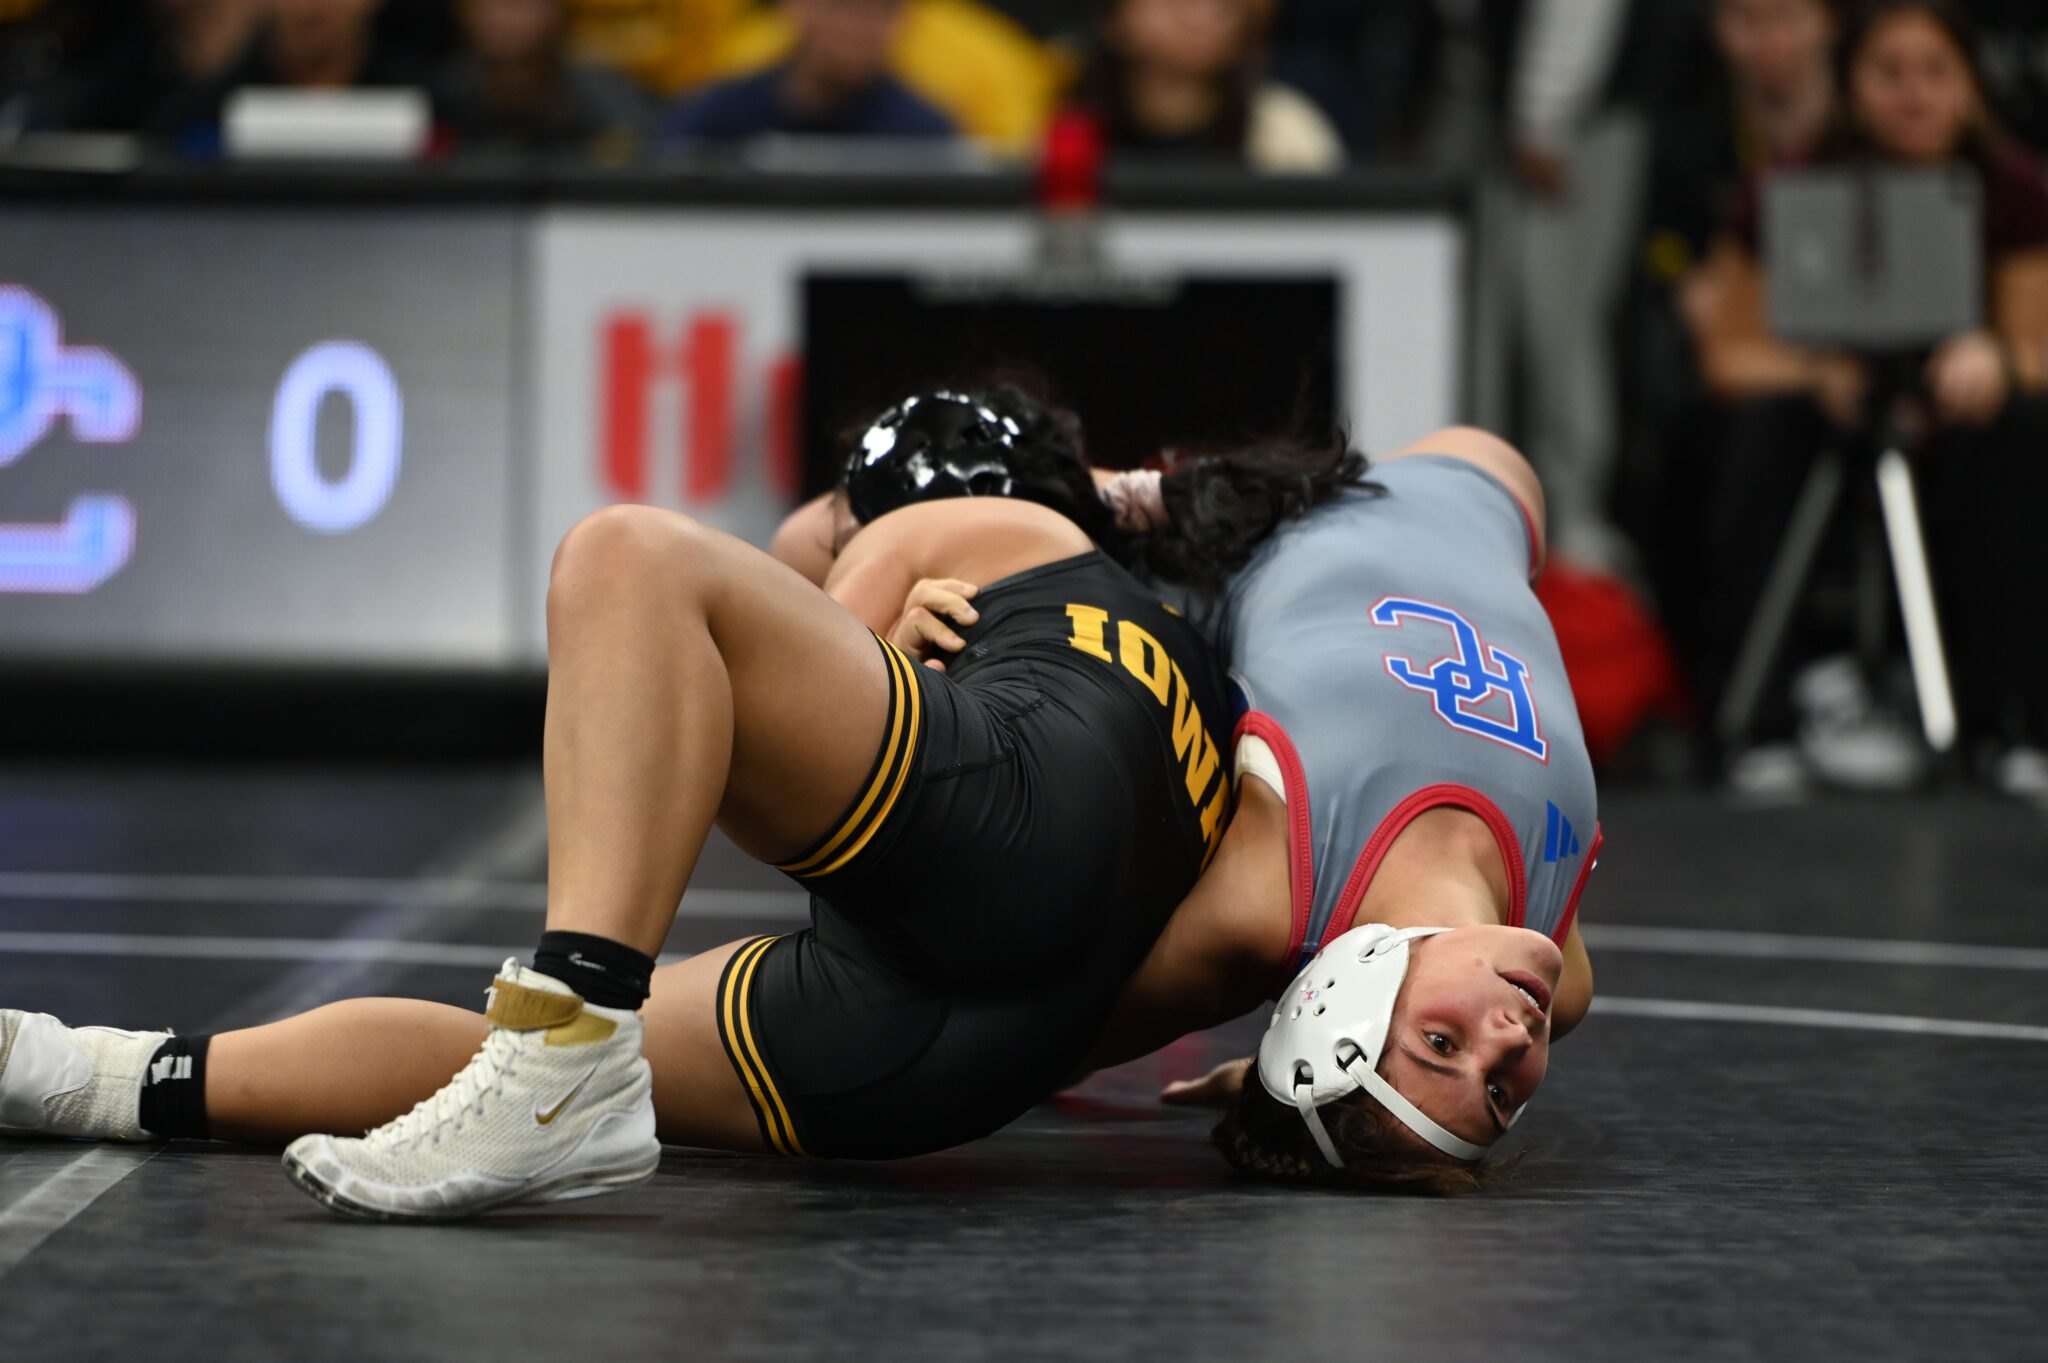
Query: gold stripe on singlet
716,935,805,1157
775,639,924,880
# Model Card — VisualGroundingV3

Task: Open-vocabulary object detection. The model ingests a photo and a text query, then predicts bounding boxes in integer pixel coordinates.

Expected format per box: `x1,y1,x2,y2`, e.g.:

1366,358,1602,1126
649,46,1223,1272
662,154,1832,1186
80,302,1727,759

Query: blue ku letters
1370,597,1548,762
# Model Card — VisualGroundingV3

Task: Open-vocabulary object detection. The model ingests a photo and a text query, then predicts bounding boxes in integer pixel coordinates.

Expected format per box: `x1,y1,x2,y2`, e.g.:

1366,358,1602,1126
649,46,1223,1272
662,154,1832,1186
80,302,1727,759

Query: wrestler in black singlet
716,550,1231,1159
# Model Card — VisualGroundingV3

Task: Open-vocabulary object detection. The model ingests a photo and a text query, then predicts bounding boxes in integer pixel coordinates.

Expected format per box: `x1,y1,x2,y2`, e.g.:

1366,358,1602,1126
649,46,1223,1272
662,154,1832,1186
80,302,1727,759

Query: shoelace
365,1025,525,1150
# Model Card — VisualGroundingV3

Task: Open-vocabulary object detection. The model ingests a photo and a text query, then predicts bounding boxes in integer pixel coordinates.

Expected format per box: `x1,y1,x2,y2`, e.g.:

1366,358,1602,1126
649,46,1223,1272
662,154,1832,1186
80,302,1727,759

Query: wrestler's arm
822,498,1094,635
770,492,851,587
1077,776,1293,1071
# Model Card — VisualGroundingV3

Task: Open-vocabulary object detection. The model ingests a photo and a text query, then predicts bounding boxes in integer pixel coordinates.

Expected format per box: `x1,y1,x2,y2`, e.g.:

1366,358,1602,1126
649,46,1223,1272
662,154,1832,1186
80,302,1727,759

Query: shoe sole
282,1145,661,1225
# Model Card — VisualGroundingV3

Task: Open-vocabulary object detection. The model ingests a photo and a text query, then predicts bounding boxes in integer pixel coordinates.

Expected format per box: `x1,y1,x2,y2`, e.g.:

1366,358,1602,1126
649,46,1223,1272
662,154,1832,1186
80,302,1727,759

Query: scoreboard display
0,208,521,667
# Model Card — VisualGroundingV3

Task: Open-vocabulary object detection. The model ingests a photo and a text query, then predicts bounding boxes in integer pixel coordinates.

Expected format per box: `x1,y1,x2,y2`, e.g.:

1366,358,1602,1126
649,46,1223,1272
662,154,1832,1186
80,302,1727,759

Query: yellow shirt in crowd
566,0,1061,155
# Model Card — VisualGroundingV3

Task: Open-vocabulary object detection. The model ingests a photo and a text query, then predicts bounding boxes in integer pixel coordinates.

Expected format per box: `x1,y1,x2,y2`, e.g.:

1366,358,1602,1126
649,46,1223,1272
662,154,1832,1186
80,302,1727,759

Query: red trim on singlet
1234,711,1316,974
1553,823,1602,946
1314,783,1531,960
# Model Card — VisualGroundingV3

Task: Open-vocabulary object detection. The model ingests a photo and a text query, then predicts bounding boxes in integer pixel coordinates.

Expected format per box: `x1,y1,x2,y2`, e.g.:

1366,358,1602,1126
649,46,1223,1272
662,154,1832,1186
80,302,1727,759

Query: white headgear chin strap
1259,923,1523,1167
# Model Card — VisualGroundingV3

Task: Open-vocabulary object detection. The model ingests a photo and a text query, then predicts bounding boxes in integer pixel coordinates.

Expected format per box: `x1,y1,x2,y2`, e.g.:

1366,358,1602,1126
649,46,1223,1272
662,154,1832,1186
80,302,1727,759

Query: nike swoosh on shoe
534,1060,604,1126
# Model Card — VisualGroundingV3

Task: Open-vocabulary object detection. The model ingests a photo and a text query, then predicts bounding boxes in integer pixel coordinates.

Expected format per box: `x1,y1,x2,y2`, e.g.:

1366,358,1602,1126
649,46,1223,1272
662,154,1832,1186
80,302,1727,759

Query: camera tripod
1714,356,1959,756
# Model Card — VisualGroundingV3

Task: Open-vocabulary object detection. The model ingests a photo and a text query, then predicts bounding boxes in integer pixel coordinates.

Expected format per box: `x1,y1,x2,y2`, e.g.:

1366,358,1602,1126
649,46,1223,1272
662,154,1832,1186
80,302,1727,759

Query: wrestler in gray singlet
1193,455,1599,974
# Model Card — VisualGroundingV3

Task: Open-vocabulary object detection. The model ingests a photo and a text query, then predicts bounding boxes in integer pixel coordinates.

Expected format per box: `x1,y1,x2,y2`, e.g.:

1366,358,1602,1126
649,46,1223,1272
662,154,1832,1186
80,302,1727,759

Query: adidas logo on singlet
1544,801,1581,864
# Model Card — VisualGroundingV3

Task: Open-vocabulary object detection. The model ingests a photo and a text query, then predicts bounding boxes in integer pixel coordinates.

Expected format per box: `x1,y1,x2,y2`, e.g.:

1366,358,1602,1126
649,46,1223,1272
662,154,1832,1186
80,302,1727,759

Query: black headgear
842,392,1026,525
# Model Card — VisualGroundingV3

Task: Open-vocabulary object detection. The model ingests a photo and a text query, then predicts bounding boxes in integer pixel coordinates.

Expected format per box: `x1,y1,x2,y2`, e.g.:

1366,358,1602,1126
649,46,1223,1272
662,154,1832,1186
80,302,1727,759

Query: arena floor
1,763,2043,1362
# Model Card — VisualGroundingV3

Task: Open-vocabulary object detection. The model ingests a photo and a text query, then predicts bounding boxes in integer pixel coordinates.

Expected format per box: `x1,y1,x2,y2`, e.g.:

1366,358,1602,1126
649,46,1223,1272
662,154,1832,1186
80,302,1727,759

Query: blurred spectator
1688,0,2048,787
1067,0,1342,172
563,0,743,99
660,0,957,140
1622,0,1840,718
2,0,258,134
147,0,432,148
1501,0,1643,569
708,0,1055,154
1645,0,1840,286
434,0,650,144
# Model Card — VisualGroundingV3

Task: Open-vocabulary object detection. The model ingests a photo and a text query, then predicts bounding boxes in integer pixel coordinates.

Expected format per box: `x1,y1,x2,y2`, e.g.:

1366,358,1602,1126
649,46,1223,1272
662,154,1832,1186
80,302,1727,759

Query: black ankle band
531,930,656,1010
138,1034,212,1140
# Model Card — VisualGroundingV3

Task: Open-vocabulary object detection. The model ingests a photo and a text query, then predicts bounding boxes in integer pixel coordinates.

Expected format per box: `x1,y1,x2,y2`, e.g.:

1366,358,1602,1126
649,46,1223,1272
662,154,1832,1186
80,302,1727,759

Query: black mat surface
2,765,2044,1361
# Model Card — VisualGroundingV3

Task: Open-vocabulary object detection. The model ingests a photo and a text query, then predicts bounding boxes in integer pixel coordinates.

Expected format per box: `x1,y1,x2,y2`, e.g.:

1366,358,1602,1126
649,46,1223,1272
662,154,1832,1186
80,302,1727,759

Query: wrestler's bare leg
204,944,762,1150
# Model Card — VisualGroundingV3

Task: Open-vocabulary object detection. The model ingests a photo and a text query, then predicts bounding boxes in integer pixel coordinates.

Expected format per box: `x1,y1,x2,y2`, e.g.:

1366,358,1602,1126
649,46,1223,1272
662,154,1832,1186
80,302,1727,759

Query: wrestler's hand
888,578,979,671
1159,1056,1252,1107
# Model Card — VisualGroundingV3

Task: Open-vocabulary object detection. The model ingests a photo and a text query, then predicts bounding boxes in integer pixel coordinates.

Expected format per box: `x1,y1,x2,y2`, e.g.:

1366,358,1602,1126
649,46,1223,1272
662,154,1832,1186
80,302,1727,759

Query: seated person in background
660,0,956,141
1649,0,1840,318
705,0,1056,154
1686,0,2048,792
1630,0,1839,702
433,0,651,144
145,0,432,149
1065,0,1342,173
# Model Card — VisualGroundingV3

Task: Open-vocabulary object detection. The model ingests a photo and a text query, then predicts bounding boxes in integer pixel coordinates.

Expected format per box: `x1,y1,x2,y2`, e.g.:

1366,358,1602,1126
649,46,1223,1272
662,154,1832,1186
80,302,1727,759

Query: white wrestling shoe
0,1011,167,1141
283,960,659,1223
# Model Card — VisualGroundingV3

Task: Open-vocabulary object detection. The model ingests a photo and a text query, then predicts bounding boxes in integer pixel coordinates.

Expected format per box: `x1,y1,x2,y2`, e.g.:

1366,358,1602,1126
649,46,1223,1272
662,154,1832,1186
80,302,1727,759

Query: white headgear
1255,923,1523,1166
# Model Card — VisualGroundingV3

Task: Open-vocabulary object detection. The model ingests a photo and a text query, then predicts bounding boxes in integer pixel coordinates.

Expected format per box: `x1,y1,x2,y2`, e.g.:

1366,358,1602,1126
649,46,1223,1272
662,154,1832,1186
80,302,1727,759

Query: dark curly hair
1146,437,1374,594
1212,1064,1520,1196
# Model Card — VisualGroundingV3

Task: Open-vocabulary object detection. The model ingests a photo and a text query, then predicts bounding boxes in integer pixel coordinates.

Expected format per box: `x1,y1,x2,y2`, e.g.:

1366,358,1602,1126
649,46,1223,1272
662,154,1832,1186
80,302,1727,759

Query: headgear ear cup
1255,924,1506,1166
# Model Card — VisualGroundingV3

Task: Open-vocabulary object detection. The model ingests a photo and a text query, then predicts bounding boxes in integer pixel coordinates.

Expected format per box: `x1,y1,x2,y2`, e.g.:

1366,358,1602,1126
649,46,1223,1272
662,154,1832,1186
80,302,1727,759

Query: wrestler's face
1377,926,1561,1149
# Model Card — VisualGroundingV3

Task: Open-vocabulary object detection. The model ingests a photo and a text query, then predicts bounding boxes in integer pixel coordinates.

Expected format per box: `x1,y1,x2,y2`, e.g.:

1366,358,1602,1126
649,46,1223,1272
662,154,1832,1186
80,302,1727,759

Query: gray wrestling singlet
1196,455,1600,972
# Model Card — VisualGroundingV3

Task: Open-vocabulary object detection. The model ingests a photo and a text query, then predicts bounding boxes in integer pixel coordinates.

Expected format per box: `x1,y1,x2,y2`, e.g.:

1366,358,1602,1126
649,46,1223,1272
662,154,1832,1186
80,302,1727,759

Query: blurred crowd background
3,0,2045,797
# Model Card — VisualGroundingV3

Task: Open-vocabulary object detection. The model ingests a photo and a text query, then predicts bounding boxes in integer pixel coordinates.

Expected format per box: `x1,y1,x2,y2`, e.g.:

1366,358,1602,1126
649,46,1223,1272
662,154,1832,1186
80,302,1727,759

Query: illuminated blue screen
0,208,520,667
